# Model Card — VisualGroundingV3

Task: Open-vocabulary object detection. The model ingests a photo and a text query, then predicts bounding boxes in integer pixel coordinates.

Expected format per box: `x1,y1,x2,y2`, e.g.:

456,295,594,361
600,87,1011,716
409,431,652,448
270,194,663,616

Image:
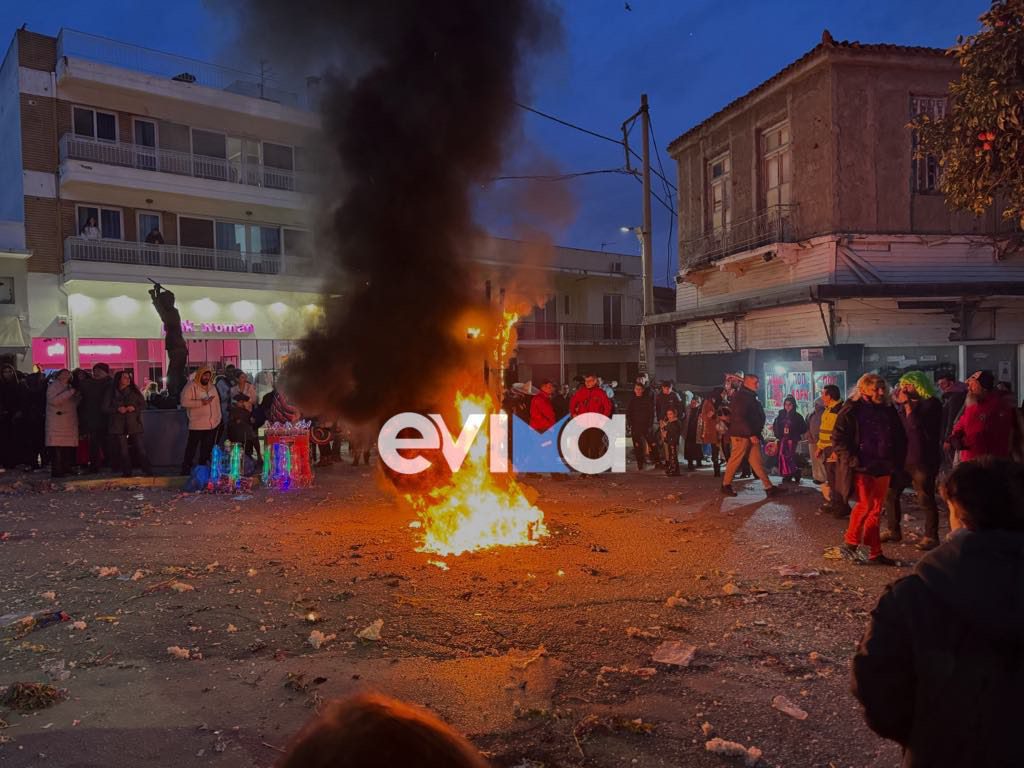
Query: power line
492,167,633,182
517,101,677,193
648,113,677,285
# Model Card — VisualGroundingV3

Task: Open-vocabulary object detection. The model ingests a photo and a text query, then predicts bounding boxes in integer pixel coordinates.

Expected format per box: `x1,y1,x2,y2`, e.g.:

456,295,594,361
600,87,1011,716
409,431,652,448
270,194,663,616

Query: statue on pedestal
149,281,188,404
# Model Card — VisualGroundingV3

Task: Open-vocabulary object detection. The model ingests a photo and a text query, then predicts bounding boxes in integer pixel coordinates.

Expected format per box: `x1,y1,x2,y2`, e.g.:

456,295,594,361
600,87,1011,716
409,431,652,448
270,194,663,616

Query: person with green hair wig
883,371,944,550
897,370,940,400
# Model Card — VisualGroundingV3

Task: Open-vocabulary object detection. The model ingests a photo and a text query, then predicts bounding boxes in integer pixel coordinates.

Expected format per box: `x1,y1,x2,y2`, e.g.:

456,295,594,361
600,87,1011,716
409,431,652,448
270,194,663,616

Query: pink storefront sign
162,321,256,335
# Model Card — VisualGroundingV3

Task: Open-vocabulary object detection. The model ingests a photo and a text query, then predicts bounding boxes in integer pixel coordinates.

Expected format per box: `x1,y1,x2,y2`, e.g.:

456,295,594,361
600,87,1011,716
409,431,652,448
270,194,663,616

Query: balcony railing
64,237,314,277
60,134,312,194
57,28,307,110
682,204,800,269
516,322,641,343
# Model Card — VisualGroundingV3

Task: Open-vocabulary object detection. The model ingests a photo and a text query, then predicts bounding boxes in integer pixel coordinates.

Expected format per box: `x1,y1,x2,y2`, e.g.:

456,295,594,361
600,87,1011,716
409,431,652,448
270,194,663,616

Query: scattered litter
355,619,383,641
590,544,608,553
665,591,688,608
93,566,120,578
408,520,422,529
227,624,238,633
71,621,87,631
39,591,56,602
40,660,70,682
247,569,258,577
307,630,336,649
95,616,119,624
169,581,195,593
652,640,697,667
427,560,449,571
822,546,843,560
166,646,200,660
705,737,763,766
130,570,146,581
775,566,820,579
722,582,741,596
625,626,659,639
511,645,547,670
285,672,327,693
1,609,70,637
556,569,565,577
701,721,715,737
772,695,808,720
0,682,67,711
232,494,253,501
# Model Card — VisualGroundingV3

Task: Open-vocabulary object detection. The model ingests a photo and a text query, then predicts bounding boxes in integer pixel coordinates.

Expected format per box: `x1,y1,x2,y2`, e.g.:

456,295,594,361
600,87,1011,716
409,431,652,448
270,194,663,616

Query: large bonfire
404,312,548,557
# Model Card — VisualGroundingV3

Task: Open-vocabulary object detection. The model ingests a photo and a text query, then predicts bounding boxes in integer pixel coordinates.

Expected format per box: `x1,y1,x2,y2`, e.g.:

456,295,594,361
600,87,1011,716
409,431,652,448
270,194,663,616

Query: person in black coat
721,373,776,497
0,363,25,470
852,457,1024,767
22,369,47,471
625,382,654,470
662,407,682,476
883,372,944,550
78,363,114,473
105,370,152,478
772,395,807,483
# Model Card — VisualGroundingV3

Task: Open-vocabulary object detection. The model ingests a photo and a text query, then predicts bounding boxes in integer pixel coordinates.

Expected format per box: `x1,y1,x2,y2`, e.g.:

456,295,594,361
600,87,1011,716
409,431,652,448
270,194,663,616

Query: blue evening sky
3,0,989,284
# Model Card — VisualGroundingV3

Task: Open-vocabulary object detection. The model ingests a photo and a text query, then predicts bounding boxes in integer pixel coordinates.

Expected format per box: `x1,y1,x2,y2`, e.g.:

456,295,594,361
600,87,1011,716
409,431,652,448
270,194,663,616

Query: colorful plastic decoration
262,420,314,489
209,441,245,492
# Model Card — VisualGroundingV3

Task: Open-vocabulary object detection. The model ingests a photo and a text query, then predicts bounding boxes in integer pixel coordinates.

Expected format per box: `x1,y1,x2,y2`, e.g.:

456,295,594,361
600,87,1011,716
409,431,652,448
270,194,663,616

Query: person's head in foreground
277,693,489,768
941,456,1024,533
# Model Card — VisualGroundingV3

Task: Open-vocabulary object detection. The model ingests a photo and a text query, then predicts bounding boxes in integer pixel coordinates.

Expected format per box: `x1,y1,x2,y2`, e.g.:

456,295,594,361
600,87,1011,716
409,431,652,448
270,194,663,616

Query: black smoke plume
220,1,559,421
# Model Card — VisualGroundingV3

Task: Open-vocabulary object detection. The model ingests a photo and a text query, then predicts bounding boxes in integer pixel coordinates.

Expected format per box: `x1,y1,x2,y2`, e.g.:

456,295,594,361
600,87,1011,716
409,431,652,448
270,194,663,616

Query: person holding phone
179,366,221,475
228,371,261,464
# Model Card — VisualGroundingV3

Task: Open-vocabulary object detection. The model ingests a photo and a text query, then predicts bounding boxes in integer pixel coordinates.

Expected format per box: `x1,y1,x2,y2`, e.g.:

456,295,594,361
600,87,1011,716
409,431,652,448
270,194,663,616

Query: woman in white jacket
179,366,221,475
46,369,80,478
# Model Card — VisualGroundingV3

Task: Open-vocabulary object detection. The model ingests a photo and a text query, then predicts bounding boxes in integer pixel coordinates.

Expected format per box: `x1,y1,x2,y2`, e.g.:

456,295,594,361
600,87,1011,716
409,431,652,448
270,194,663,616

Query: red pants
844,473,891,558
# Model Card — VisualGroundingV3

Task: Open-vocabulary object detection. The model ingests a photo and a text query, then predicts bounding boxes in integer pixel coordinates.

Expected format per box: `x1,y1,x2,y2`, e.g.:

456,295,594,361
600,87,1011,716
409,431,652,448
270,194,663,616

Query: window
283,228,311,259
602,294,623,340
250,225,281,255
0,276,13,304
73,107,117,142
215,222,246,253
76,205,122,239
911,96,948,193
137,211,162,243
179,217,215,249
191,129,227,181
262,142,294,171
761,121,792,208
133,119,157,171
707,153,731,233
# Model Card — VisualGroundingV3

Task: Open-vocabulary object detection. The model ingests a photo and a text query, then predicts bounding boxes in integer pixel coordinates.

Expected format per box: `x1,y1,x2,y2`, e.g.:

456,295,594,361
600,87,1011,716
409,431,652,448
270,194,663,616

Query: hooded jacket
529,390,556,433
180,367,222,431
950,392,1014,461
852,529,1024,767
727,385,766,438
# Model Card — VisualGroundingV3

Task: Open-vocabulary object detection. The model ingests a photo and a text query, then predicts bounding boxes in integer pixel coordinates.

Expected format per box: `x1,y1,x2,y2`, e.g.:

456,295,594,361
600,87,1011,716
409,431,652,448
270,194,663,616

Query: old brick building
654,31,1023,408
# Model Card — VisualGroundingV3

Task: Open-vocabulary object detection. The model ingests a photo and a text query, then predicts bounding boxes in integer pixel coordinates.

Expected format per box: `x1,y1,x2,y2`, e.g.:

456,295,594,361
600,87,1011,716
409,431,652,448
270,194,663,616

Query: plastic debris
169,581,195,593
705,737,763,766
652,641,697,667
772,695,808,720
722,582,741,595
93,566,120,578
166,646,199,660
307,630,336,649
775,566,820,579
355,619,384,641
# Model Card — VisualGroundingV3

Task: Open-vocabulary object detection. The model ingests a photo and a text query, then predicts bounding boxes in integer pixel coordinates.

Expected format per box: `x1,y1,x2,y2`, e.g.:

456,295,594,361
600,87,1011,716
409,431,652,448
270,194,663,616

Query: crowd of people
0,357,370,479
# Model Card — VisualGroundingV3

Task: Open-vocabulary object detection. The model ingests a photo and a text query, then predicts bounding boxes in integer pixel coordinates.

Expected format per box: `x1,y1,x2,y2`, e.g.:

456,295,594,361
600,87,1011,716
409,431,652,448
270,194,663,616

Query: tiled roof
667,30,951,153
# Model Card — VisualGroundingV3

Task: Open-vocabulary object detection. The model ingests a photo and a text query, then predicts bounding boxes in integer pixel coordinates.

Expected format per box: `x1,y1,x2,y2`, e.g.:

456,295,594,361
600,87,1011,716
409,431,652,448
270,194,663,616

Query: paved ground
0,462,939,767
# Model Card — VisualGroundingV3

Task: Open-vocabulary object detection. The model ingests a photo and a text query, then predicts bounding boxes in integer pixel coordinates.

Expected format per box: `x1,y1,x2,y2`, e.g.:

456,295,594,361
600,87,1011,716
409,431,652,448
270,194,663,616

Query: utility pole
638,94,656,378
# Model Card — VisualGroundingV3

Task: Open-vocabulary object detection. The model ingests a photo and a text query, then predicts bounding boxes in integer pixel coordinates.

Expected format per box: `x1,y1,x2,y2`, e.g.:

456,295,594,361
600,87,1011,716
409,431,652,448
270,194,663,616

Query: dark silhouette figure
149,283,188,403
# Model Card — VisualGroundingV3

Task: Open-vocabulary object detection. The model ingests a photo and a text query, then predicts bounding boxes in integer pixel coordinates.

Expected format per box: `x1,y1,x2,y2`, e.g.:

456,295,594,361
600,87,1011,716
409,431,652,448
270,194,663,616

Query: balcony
59,134,312,194
516,322,641,344
682,204,800,269
57,28,307,110
64,236,311,277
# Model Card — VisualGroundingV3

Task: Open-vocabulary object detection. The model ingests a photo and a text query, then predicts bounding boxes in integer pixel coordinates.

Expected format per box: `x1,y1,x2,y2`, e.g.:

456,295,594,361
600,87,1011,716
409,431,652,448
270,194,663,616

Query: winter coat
0,372,24,421
940,387,968,441
852,529,1024,768
569,385,612,417
950,393,1015,461
807,400,824,445
105,385,146,435
898,396,943,471
662,418,681,448
831,398,907,499
625,393,654,435
698,399,720,445
228,381,258,413
683,404,703,461
45,381,80,447
268,389,301,424
727,386,766,439
772,409,807,443
529,391,557,432
655,390,683,421
180,370,222,431
77,375,112,433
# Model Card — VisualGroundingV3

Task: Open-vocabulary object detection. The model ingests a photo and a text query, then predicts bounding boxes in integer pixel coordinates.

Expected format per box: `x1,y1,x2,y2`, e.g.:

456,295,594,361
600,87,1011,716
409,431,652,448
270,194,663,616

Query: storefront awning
0,316,27,348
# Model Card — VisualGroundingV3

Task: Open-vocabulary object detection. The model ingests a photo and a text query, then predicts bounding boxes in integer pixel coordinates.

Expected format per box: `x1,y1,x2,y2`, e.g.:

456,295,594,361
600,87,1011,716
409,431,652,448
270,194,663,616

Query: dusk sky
5,0,989,284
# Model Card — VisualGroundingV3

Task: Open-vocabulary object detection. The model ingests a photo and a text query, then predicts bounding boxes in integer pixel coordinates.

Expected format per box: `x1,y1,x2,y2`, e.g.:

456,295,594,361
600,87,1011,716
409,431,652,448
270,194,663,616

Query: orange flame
405,392,547,556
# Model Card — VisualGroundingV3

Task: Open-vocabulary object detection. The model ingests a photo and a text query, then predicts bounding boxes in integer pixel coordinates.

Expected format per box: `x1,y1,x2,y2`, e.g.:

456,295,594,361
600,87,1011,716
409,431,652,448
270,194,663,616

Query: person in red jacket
569,373,613,460
949,370,1015,461
529,380,557,433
